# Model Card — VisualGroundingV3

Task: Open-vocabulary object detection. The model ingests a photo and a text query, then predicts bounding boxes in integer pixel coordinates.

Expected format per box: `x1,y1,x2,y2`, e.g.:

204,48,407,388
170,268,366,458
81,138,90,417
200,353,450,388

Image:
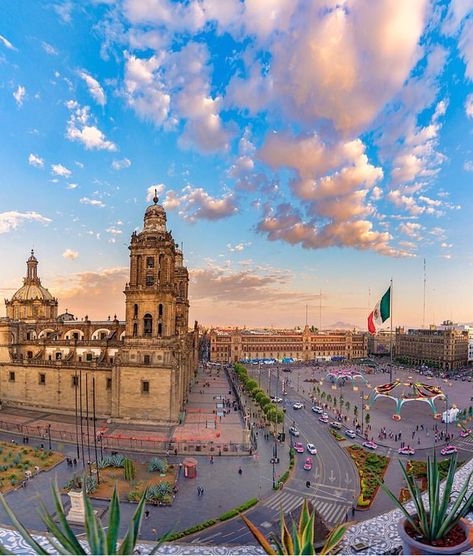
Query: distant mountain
326,321,358,330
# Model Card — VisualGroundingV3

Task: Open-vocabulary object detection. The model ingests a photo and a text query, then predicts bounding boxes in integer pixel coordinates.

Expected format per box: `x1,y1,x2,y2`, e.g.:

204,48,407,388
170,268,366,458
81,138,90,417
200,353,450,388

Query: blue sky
1,0,473,328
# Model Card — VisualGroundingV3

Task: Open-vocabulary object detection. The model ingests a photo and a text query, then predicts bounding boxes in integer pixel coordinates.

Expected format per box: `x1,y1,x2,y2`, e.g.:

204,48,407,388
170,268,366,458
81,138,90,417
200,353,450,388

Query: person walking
238,467,242,475
144,510,150,519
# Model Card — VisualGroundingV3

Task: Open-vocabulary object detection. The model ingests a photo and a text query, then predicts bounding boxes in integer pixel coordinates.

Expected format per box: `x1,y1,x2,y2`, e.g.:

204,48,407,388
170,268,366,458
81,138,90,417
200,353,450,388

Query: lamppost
360,391,365,438
271,456,276,489
445,394,449,438
47,424,51,450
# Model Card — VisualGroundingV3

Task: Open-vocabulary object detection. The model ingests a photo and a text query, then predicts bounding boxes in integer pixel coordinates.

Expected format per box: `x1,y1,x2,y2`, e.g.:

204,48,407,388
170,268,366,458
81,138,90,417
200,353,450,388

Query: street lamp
47,424,52,450
271,456,276,489
360,391,365,438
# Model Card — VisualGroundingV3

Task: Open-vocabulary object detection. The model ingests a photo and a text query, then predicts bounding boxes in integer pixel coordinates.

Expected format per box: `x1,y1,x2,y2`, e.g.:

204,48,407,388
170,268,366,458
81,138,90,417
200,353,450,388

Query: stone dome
143,190,167,232
11,283,54,302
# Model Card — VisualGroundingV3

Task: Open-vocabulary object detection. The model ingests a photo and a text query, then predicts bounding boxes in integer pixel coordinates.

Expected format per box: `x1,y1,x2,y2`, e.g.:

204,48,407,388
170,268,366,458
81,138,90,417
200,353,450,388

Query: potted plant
380,452,473,555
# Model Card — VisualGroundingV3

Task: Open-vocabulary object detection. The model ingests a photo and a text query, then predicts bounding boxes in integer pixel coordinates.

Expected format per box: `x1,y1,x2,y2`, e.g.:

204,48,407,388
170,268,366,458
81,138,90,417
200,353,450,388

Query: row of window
8,372,150,393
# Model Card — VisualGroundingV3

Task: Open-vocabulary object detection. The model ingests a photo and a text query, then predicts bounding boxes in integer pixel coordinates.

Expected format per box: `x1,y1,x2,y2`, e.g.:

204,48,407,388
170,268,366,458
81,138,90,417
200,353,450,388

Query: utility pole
361,390,365,438
423,258,427,329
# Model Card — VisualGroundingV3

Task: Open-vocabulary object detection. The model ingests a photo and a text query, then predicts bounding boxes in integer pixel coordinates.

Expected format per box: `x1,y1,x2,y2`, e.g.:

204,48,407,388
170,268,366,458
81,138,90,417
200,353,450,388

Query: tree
345,401,350,413
354,405,359,418
365,413,370,426
321,391,326,400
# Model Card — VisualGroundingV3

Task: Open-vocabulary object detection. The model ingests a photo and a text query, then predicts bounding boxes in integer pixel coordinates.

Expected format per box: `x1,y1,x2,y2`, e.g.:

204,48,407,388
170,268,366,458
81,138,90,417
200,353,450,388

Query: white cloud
79,71,106,106
177,186,238,222
464,160,473,172
0,211,52,234
51,163,72,178
146,184,165,202
399,221,423,239
227,242,251,252
41,41,58,55
54,1,74,23
466,94,473,118
0,34,17,51
28,153,44,168
106,226,123,235
112,158,131,170
66,183,78,190
13,85,25,107
66,102,116,151
80,197,106,207
63,249,79,260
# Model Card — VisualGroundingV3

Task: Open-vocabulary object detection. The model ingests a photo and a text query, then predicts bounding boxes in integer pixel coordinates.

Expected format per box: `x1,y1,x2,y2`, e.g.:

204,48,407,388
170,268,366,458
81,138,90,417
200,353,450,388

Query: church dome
11,283,54,302
143,189,167,232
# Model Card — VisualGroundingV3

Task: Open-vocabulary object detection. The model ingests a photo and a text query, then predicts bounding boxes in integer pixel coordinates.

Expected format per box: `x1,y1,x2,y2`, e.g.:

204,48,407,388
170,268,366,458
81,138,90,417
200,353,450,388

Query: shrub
98,454,125,469
148,457,168,474
124,458,135,481
84,474,98,494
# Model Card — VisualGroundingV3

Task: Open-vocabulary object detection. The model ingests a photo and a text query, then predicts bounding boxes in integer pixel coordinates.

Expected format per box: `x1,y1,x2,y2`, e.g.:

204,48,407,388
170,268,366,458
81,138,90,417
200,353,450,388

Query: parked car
441,445,457,456
345,429,356,439
303,457,313,470
363,441,378,450
460,429,472,438
270,396,283,403
311,406,323,414
330,421,342,430
306,443,317,455
289,426,300,437
293,402,304,410
398,446,415,456
321,412,328,419
294,442,305,453
282,368,292,373
318,415,329,423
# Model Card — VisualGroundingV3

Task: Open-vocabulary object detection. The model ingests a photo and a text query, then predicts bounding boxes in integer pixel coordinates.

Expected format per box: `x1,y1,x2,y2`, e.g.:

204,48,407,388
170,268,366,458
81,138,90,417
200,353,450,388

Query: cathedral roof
11,283,54,302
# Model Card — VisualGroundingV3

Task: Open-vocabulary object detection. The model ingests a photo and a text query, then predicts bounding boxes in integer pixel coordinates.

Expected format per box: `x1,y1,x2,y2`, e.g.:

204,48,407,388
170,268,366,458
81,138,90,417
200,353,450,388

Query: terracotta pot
398,517,473,555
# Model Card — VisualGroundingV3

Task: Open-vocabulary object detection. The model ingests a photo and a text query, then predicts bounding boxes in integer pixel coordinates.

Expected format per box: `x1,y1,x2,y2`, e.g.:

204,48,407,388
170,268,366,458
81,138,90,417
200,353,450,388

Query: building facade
209,326,368,363
395,326,469,371
0,195,199,424
367,330,395,355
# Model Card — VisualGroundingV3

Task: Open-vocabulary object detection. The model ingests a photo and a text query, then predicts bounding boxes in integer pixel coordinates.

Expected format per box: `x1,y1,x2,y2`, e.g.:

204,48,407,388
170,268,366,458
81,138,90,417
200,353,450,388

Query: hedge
219,498,258,521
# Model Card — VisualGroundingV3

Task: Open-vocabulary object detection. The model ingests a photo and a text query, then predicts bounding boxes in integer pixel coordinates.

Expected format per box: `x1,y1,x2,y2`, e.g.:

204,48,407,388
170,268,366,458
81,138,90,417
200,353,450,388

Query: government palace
0,194,199,424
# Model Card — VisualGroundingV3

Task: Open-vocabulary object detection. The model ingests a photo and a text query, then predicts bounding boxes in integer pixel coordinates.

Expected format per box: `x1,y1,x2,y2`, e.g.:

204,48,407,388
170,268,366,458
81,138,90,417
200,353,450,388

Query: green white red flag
368,286,391,334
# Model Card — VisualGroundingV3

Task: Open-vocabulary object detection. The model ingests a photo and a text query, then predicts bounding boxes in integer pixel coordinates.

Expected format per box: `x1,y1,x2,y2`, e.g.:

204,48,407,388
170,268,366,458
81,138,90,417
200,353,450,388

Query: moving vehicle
363,441,378,450
311,406,323,414
318,415,329,423
303,457,313,470
460,429,472,438
294,442,305,453
270,396,283,403
345,429,356,439
330,421,342,430
441,445,457,456
398,446,415,456
289,426,300,437
282,368,292,373
306,443,317,455
293,402,304,410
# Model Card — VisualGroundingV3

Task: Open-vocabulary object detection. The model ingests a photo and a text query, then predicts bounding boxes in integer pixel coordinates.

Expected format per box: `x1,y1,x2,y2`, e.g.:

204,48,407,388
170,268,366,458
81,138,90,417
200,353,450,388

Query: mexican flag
367,286,391,334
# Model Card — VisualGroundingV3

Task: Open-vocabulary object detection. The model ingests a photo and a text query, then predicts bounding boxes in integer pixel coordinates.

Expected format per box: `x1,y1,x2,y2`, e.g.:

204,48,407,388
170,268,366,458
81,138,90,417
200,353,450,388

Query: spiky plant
0,481,169,554
242,499,346,555
380,452,473,543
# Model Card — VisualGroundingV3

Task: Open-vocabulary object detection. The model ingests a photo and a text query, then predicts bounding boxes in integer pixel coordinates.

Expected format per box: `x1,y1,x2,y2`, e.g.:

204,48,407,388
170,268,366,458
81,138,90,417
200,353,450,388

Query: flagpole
390,278,393,382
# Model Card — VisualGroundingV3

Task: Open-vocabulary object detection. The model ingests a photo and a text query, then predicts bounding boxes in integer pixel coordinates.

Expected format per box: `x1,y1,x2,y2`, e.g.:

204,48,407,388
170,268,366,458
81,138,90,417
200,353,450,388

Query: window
72,376,79,387
56,352,62,360
146,256,154,268
133,323,138,337
144,314,153,336
27,351,33,359
106,378,112,390
142,380,150,394
133,304,138,318
39,373,46,385
144,354,151,365
9,371,15,382
158,303,163,317
158,323,163,337
73,332,79,340
86,353,93,362
146,274,154,286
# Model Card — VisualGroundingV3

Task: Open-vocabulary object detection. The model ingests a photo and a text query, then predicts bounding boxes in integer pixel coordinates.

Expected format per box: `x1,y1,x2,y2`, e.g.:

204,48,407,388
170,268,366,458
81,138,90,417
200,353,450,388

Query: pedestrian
351,506,356,517
144,510,150,519
201,486,204,496
73,458,77,466
238,467,242,475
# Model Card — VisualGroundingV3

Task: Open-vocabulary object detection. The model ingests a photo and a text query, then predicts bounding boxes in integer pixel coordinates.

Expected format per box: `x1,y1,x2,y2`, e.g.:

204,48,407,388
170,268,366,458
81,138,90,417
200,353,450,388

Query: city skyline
1,1,473,329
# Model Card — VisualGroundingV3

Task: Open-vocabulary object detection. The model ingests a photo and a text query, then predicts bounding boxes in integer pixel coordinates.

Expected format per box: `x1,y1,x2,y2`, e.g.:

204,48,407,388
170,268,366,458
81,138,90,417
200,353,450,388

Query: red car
398,446,415,456
294,442,305,453
460,429,472,438
303,457,313,470
441,445,457,456
363,441,378,450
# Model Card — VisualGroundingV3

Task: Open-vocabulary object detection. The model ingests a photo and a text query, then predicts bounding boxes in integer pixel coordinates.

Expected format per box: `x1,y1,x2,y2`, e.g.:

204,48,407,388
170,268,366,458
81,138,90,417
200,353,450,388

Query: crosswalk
458,434,473,451
263,490,350,524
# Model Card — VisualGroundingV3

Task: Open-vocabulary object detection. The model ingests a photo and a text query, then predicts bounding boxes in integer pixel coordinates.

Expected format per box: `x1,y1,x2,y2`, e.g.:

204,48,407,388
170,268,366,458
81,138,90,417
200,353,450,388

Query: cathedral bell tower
124,191,187,341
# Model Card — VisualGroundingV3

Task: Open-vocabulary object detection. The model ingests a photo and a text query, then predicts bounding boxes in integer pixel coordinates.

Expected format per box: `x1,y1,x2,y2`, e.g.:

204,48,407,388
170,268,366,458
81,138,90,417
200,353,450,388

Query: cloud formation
0,211,51,234
79,70,106,106
51,163,72,177
65,100,116,151
28,153,44,168
13,85,25,107
80,197,106,208
63,248,79,260
112,157,131,170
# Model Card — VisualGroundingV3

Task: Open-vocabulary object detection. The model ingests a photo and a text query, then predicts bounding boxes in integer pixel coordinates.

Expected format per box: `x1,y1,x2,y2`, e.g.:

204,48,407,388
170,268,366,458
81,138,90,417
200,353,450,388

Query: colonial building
209,326,367,363
395,326,468,371
0,194,199,424
367,330,395,356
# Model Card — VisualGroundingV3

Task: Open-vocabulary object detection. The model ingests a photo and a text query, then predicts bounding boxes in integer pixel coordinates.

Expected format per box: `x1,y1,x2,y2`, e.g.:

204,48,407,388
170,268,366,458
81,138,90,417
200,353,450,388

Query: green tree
365,413,370,426
345,401,350,413
354,405,359,418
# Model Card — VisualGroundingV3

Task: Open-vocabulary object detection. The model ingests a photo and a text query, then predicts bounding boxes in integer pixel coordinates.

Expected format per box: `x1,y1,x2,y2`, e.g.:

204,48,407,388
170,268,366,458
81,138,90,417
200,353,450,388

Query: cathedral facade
0,195,199,424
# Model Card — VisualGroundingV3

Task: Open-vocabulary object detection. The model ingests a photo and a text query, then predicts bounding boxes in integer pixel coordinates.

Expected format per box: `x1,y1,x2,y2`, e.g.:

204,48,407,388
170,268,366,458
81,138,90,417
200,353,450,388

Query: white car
307,443,318,455
293,402,304,410
363,441,378,450
441,445,457,456
398,446,415,456
330,421,342,430
318,415,329,423
311,406,323,414
270,396,283,403
289,426,300,437
345,429,356,439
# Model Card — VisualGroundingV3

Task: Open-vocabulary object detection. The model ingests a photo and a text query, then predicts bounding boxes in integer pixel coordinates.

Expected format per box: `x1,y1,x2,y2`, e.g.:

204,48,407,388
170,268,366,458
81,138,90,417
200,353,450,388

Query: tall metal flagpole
390,278,393,382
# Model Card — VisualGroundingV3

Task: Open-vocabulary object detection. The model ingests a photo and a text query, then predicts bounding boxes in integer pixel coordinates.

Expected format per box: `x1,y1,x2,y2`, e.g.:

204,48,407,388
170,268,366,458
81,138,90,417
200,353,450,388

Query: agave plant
0,481,170,554
242,499,346,555
380,452,473,542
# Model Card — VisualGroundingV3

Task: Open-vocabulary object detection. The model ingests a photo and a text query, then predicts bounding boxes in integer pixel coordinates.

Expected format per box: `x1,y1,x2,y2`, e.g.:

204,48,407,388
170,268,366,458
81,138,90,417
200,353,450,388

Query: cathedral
0,194,199,424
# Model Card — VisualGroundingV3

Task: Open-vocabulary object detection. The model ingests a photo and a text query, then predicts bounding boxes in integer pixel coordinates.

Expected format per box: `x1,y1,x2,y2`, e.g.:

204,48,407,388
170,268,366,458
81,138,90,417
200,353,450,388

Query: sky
1,0,473,330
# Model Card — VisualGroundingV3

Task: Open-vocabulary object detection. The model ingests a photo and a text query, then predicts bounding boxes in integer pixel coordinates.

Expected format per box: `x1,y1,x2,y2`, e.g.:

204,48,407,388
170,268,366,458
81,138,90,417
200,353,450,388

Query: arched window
158,323,163,337
133,323,138,337
144,314,153,336
133,304,138,318
158,303,163,317
179,281,185,298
